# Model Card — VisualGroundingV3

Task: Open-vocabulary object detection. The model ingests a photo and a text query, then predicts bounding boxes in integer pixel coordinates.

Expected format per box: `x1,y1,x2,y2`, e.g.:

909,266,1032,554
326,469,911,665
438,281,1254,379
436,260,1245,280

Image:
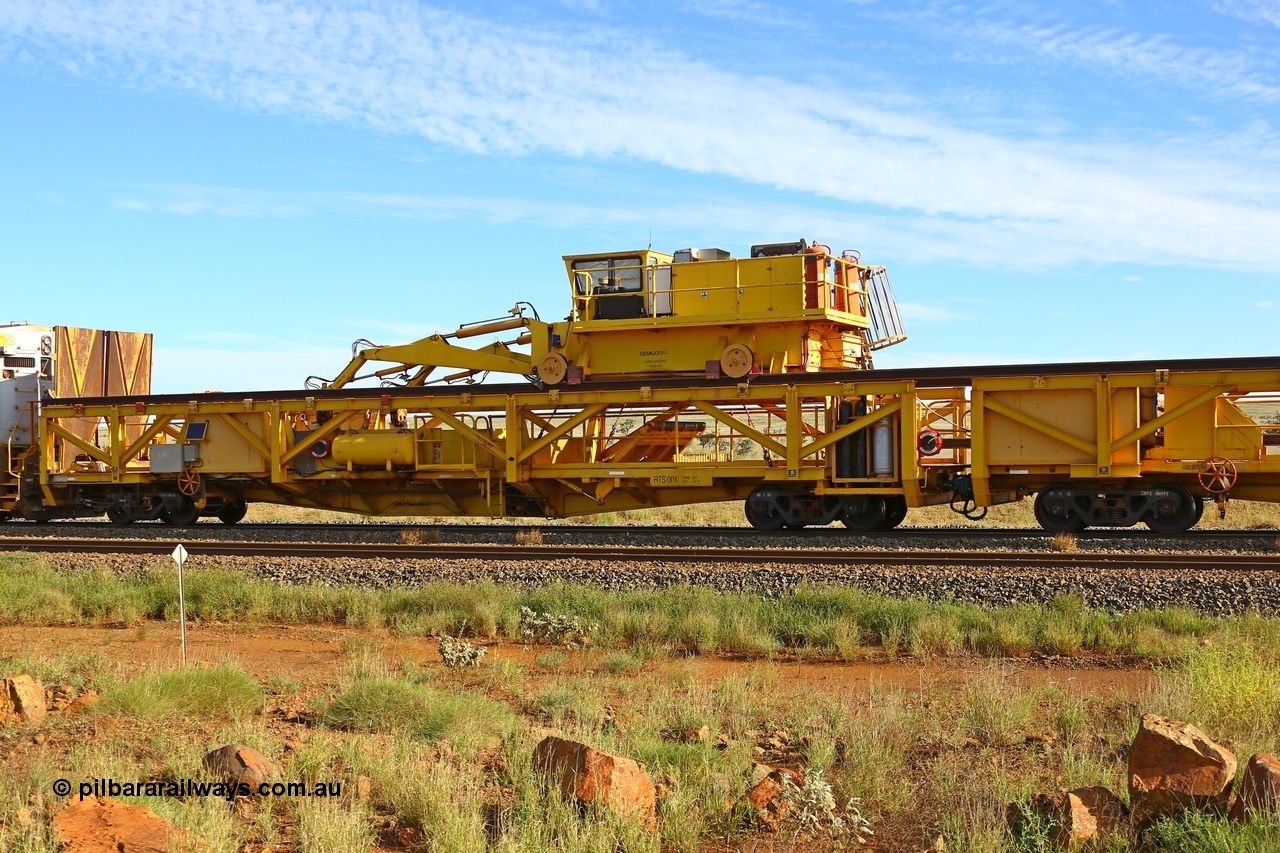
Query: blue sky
2,0,1278,393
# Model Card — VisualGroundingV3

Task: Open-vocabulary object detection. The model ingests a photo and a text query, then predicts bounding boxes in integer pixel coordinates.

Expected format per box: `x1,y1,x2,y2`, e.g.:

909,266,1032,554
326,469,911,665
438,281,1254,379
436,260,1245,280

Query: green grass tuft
104,663,264,719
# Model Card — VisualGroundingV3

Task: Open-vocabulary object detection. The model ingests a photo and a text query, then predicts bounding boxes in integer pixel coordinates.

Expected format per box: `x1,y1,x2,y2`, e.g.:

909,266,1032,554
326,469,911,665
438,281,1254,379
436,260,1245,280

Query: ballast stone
1128,713,1236,830
52,796,204,852
533,736,656,828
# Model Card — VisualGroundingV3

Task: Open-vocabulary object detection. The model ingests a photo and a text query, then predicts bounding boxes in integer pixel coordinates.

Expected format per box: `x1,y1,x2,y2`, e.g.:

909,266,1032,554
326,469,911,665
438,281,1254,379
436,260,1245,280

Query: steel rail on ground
3,537,1279,571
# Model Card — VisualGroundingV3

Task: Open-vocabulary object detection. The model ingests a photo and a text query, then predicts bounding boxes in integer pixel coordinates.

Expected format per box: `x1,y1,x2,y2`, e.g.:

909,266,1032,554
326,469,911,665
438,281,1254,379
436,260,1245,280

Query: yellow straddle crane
314,240,906,390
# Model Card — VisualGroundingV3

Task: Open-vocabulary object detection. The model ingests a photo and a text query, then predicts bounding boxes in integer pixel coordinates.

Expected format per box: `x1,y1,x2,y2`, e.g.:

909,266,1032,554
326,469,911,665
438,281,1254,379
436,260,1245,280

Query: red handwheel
1198,456,1237,494
177,468,203,497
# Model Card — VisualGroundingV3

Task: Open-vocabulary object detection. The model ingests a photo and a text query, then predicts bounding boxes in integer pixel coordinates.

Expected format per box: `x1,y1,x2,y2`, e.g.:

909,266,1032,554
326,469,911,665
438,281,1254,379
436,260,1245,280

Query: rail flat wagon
6,241,1280,532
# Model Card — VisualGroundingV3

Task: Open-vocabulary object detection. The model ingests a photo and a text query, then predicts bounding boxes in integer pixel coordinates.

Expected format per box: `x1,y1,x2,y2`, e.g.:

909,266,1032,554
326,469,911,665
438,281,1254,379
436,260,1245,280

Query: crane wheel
719,344,754,379
536,352,569,386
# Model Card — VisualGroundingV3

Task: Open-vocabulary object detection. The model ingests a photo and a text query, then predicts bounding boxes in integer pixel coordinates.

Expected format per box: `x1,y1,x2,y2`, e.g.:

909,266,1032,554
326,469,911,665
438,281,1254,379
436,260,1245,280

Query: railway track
3,536,1278,571
2,521,1277,541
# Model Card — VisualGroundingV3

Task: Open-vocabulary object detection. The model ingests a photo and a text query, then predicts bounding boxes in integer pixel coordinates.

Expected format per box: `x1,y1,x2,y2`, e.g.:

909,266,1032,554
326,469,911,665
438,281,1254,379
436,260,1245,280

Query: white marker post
171,544,189,666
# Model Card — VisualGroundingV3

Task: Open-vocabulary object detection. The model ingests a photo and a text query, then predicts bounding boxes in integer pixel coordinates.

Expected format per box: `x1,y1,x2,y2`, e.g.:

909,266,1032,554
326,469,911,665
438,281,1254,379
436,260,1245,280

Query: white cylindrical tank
871,416,895,478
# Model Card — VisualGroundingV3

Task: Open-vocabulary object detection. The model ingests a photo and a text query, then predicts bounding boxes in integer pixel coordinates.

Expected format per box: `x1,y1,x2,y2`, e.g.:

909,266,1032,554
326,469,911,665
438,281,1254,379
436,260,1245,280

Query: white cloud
955,15,1280,103
4,0,1280,272
1215,0,1280,27
1253,300,1277,308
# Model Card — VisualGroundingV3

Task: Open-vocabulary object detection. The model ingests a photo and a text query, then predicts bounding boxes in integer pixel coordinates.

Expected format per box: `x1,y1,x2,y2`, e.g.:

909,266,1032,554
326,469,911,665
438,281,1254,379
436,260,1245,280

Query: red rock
533,736,656,828
202,744,273,792
63,692,103,717
1128,713,1236,830
1230,753,1280,822
1010,787,1127,849
52,797,203,852
1,674,47,725
745,765,804,811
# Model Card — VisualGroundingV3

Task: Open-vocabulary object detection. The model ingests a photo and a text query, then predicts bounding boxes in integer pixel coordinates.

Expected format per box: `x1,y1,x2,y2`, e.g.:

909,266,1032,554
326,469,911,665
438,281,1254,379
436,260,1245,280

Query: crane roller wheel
719,344,754,379
537,352,569,386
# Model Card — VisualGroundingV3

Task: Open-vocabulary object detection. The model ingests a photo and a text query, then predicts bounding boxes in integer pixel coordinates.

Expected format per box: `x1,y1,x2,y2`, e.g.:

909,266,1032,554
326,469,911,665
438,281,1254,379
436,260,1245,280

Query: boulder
1,674,47,725
533,736,656,828
202,744,273,792
1230,753,1280,822
52,796,203,852
1009,787,1127,849
1128,714,1236,830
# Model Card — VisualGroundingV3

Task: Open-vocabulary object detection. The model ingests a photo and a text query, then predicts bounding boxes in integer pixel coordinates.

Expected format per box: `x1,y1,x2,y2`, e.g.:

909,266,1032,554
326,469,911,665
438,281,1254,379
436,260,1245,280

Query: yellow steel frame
33,364,1280,518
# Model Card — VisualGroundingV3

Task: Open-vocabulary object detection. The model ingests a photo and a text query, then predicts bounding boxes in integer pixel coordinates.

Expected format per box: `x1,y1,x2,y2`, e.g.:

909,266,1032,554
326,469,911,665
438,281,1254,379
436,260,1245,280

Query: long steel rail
3,537,1278,570
1,522,1278,542
52,354,1280,407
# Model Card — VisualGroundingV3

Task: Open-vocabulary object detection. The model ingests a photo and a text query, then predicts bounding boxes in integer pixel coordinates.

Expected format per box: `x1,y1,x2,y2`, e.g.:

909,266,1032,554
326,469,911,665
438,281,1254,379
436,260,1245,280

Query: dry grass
1049,531,1079,552
515,528,544,545
6,632,1275,852
399,527,440,545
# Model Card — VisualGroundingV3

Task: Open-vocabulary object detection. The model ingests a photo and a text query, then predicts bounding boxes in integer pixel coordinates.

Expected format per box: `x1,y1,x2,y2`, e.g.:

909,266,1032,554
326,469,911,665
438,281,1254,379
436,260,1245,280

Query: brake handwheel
1198,456,1237,494
177,468,204,497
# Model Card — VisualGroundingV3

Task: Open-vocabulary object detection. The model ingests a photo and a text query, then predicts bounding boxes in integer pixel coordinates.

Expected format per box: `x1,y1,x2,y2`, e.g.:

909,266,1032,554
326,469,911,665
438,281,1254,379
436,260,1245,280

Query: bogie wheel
877,495,908,531
744,489,786,532
841,496,887,533
1033,484,1087,533
1190,494,1205,527
217,500,248,525
536,352,569,386
105,505,134,527
161,498,200,527
1144,484,1198,533
719,344,754,379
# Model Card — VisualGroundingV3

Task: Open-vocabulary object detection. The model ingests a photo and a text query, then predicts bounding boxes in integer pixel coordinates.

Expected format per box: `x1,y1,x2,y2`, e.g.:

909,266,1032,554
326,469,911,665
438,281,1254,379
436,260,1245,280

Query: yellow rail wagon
10,240,1280,533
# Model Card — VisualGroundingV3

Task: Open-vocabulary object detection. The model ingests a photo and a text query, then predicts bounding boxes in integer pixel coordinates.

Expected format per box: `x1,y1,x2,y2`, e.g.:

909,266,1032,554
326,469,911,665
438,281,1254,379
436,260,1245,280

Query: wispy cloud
944,13,1280,103
5,1,1280,272
1215,0,1280,27
681,0,795,26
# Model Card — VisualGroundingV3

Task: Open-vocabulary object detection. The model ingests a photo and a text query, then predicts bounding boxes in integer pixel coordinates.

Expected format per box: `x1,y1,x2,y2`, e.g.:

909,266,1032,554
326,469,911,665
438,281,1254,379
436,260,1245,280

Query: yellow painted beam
691,401,787,458
46,422,111,465
1110,385,1231,453
515,404,608,463
798,399,903,460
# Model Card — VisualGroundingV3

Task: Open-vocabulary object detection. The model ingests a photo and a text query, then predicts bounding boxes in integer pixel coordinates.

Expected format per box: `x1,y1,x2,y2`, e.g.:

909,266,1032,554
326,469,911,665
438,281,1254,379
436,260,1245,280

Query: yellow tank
331,431,415,468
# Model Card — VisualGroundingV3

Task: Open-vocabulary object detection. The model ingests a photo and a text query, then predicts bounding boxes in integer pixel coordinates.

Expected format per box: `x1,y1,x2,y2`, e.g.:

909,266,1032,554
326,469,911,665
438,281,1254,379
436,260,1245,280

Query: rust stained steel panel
53,326,107,449
106,331,153,444
52,327,155,454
